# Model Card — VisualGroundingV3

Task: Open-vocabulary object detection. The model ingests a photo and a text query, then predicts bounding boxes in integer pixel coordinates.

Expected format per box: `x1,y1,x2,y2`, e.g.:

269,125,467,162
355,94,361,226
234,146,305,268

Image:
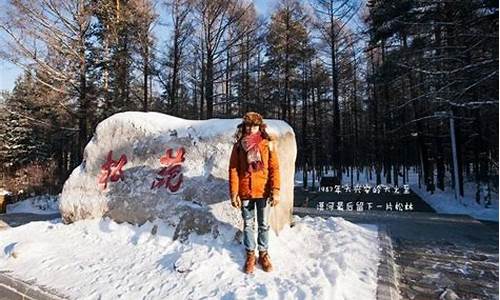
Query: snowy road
295,207,499,300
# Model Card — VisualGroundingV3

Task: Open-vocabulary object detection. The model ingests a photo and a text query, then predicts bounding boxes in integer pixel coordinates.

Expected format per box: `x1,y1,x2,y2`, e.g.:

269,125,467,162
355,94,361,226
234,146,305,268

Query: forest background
0,0,497,204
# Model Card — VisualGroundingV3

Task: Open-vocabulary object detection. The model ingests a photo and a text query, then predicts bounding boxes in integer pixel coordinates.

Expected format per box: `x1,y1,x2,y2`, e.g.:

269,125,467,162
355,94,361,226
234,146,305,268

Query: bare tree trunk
77,24,88,160
205,52,214,118
143,40,149,112
329,5,341,183
257,46,262,111
301,59,309,190
172,39,179,114
200,49,205,119
225,48,231,115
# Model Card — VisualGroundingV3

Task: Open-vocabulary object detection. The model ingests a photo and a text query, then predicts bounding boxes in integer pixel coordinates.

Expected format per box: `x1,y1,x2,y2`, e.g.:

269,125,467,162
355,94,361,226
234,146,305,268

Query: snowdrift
0,216,380,299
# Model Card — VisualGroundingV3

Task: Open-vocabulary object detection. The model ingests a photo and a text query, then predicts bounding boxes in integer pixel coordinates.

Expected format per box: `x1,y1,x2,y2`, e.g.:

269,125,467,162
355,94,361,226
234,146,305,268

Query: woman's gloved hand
231,194,241,209
269,191,280,207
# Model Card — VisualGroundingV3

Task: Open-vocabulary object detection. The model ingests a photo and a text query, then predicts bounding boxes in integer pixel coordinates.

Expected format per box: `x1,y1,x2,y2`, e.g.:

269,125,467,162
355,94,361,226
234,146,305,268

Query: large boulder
59,112,297,241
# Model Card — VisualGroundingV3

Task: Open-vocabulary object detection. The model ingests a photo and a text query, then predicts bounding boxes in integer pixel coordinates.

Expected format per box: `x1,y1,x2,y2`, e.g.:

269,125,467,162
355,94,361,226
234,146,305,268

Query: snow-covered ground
0,215,380,300
411,182,498,222
295,168,499,222
6,195,59,215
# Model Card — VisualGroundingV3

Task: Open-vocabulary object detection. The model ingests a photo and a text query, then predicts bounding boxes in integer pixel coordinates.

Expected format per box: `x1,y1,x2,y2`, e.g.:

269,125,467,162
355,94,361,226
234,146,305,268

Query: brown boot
244,250,257,274
258,250,273,272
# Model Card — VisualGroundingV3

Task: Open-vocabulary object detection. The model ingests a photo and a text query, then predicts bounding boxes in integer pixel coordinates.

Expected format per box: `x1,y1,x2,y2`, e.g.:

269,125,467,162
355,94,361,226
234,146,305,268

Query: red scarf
240,132,264,173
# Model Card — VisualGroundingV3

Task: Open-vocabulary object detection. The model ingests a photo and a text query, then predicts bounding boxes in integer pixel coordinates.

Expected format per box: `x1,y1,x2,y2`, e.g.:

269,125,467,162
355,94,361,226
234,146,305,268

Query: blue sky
0,0,276,92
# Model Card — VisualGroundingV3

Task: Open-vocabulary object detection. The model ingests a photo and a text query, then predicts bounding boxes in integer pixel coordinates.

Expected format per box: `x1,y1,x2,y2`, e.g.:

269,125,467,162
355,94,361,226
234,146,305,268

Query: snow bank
60,112,297,240
412,183,499,222
0,215,379,299
6,195,59,215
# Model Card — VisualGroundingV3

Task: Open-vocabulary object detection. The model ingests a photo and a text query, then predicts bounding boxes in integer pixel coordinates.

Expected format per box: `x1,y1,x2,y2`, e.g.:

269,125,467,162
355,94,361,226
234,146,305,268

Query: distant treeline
0,0,497,202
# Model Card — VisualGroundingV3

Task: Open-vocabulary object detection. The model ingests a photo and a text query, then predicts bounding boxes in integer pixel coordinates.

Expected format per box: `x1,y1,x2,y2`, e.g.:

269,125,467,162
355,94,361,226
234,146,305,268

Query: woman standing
229,112,280,274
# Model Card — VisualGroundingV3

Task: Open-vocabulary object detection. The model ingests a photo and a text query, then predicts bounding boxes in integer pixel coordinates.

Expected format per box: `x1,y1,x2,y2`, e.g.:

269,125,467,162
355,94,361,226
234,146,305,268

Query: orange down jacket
229,138,280,200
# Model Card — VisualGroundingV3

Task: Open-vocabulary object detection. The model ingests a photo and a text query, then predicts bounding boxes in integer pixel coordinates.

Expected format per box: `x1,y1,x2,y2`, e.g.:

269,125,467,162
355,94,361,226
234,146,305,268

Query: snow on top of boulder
95,111,291,141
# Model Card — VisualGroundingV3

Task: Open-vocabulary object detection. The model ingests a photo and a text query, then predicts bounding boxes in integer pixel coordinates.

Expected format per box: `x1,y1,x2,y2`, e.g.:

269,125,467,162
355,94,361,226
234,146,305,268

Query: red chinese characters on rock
151,147,186,192
98,150,128,190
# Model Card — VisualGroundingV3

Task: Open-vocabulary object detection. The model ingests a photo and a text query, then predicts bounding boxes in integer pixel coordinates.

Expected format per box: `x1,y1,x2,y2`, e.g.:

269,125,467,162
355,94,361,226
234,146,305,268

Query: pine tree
0,73,50,170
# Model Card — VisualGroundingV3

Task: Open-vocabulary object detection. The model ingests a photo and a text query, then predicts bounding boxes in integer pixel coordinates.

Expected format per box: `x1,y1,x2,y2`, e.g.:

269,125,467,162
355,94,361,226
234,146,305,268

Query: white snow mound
6,195,59,215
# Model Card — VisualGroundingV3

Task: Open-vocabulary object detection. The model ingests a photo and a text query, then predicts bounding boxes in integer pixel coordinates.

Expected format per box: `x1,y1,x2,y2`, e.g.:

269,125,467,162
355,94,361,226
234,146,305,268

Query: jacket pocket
253,170,268,196
238,175,251,197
